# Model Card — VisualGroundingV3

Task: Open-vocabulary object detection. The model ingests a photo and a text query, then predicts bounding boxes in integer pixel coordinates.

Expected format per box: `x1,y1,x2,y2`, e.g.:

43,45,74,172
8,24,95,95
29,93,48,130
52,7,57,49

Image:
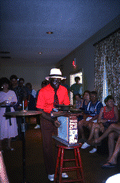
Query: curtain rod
93,28,120,46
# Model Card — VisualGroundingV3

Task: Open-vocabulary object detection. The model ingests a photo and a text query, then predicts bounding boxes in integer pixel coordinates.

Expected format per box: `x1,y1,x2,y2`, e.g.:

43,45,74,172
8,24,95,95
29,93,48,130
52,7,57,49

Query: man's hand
52,111,67,117
54,119,60,128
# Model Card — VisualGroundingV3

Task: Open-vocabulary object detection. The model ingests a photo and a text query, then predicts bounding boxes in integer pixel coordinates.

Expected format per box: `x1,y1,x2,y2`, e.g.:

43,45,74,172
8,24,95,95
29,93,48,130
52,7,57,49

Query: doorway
70,70,83,104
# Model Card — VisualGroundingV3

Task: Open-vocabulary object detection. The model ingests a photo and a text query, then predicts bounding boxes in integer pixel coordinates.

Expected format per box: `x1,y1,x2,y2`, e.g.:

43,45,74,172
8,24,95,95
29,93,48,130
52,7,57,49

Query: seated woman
92,123,120,168
81,90,91,112
78,91,103,149
77,90,91,141
73,93,83,120
74,94,83,109
87,95,119,156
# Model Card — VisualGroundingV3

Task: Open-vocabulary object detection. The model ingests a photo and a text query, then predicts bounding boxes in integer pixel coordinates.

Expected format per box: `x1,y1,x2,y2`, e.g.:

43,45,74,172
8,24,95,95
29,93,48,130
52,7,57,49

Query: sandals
102,162,117,168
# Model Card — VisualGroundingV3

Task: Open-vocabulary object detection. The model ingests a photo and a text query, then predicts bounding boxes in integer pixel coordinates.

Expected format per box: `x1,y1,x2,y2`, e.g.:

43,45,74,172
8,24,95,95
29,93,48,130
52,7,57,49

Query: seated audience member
74,93,83,121
34,80,49,129
79,91,103,152
0,77,18,151
82,90,91,112
91,123,120,168
74,94,83,109
87,95,119,155
78,90,91,140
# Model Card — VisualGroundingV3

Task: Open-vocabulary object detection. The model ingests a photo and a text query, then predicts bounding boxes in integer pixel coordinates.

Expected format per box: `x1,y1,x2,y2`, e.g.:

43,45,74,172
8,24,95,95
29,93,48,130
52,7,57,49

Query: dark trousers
36,115,40,125
40,116,57,174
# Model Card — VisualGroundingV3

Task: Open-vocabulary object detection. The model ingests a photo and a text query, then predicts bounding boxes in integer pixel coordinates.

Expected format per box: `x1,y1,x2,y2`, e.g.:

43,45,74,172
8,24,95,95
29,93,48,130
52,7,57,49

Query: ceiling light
38,52,42,55
46,31,53,34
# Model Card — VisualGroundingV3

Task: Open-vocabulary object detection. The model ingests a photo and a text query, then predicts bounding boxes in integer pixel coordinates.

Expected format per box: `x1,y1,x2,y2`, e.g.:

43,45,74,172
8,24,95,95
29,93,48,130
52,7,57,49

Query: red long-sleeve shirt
36,84,70,113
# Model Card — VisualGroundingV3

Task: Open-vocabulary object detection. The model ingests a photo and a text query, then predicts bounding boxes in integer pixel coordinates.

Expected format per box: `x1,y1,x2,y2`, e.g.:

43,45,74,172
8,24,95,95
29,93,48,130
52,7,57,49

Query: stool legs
74,147,81,180
54,147,61,182
76,147,85,182
59,148,64,183
54,145,85,183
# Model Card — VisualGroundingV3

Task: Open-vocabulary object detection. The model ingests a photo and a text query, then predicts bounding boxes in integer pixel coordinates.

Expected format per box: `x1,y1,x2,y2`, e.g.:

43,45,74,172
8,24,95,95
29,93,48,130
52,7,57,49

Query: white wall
0,63,54,91
56,15,120,92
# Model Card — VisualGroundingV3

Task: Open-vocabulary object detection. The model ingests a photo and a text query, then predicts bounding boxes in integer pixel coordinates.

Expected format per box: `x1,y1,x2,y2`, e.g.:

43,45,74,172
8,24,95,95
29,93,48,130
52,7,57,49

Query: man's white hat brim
45,76,66,80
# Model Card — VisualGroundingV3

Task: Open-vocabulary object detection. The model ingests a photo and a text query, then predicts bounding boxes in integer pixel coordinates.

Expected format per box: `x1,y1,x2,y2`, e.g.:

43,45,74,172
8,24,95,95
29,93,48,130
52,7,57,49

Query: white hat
45,68,66,80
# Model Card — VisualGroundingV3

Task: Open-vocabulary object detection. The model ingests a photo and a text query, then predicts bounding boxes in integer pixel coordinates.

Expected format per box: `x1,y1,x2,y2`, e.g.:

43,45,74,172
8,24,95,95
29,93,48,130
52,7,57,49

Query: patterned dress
0,90,18,140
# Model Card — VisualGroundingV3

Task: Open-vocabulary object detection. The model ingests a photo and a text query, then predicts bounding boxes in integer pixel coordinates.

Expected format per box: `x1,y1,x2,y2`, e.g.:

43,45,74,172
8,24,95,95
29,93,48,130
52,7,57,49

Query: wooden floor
2,123,120,183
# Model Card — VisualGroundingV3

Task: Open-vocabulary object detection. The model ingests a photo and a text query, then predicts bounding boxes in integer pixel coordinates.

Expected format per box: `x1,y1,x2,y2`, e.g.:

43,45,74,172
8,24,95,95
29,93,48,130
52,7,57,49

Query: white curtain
102,56,108,105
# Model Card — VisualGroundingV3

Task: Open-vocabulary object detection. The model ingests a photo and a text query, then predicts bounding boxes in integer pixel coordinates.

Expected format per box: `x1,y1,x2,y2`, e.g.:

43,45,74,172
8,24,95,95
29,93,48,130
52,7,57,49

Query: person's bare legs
88,123,99,141
107,132,117,160
95,123,120,144
94,127,100,139
87,124,100,150
78,119,86,139
108,135,120,164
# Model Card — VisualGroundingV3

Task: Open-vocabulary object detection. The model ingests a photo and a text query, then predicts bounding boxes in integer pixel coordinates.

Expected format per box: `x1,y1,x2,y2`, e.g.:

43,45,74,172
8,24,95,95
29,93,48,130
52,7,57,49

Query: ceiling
0,0,120,66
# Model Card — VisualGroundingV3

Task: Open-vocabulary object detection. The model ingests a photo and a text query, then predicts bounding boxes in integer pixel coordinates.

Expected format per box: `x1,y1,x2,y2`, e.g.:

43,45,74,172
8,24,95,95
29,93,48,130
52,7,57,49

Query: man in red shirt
36,68,70,181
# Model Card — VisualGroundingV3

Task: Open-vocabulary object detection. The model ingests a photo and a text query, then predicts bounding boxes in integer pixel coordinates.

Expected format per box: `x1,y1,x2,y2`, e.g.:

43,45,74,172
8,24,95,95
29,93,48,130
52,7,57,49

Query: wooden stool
54,143,85,183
